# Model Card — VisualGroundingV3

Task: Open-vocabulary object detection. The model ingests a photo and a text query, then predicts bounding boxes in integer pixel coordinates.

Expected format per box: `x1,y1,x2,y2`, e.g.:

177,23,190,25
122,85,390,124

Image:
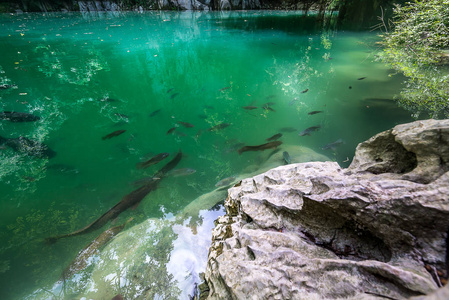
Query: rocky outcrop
203,119,449,299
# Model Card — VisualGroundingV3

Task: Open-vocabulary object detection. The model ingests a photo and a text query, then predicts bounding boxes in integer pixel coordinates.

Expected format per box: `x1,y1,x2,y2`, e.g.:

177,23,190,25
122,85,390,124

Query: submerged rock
203,119,449,299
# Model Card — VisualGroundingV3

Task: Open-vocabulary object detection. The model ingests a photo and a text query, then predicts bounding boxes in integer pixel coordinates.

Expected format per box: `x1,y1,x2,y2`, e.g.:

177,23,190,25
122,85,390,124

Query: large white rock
203,119,449,299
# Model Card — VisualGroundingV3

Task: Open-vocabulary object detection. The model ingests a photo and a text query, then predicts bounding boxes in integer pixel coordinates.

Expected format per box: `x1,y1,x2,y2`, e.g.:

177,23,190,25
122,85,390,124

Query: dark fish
0,111,40,122
0,84,16,90
46,151,182,243
264,102,276,106
358,77,367,80
131,176,160,187
102,130,126,140
266,133,283,141
22,176,36,182
170,92,179,99
289,98,299,106
203,105,214,110
100,97,119,102
283,151,291,164
242,106,257,110
177,121,194,128
174,131,186,137
167,168,196,177
301,88,309,93
112,295,124,300
207,123,230,132
62,218,133,280
47,164,79,174
279,127,297,133
154,149,183,178
195,129,204,139
167,88,174,93
299,125,321,136
219,87,230,91
46,180,159,243
322,139,344,150
238,141,282,155
114,113,129,119
136,152,169,169
198,114,208,120
263,105,276,112
215,176,237,188
149,109,161,117
2,136,56,158
308,111,323,115
166,127,176,135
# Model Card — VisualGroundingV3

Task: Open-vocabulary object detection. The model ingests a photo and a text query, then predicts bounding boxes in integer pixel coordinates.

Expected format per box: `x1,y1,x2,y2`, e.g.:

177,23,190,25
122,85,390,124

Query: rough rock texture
203,119,449,299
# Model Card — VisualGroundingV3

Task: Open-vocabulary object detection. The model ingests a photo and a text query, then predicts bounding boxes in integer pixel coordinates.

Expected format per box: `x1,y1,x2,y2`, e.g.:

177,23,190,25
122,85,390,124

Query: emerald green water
0,11,413,299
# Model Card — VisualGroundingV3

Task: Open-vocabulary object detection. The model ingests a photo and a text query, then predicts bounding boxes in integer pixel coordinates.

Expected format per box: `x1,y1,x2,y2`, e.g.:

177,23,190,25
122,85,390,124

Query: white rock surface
203,119,449,299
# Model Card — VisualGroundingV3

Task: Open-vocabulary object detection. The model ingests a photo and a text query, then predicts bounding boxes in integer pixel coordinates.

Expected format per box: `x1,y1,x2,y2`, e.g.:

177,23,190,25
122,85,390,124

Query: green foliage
379,0,449,118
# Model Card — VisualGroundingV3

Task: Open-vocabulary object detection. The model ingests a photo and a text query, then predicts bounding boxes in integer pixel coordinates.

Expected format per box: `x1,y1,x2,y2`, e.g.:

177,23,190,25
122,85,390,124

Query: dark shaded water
0,10,413,299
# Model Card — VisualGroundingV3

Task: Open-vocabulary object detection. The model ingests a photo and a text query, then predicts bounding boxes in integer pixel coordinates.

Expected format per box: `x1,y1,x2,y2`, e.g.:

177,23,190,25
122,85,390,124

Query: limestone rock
203,119,449,299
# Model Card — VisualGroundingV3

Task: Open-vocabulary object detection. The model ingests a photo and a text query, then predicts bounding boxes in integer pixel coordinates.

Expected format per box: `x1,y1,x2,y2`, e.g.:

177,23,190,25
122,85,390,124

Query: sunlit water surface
0,10,413,299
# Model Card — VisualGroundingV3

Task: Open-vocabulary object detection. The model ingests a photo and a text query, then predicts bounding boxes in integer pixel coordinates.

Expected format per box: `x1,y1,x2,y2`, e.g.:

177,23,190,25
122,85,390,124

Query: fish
358,77,367,80
322,139,344,150
289,98,299,105
242,106,257,110
195,129,204,140
283,151,291,164
308,111,323,115
135,152,169,169
238,141,282,155
263,105,276,112
203,105,214,110
219,87,230,91
46,151,182,243
114,113,129,119
167,168,196,177
177,121,194,128
1,136,56,158
207,123,230,132
167,88,174,93
154,149,183,178
46,180,159,244
215,176,237,188
198,114,208,120
131,176,160,187
100,97,119,102
47,164,79,174
102,130,126,140
279,127,297,133
166,127,176,135
174,131,186,137
170,92,179,99
0,111,40,122
149,109,161,117
62,218,133,280
0,84,16,90
299,125,321,136
264,102,276,106
112,295,124,300
266,133,283,141
301,88,309,93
